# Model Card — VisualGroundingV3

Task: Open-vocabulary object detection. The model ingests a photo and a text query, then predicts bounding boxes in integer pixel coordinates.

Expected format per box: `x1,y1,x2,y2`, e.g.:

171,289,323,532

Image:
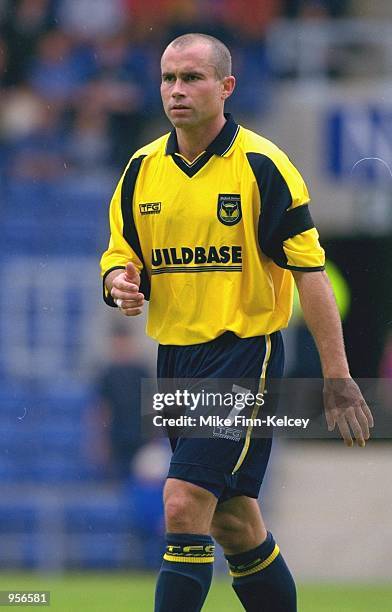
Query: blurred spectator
28,29,95,103
124,440,170,568
56,0,124,40
124,0,172,37
165,0,235,47
91,325,151,481
0,0,7,22
0,35,6,184
224,0,282,38
0,87,66,242
65,100,111,173
1,86,50,141
228,38,271,117
4,92,66,183
282,0,350,18
1,0,54,85
91,31,151,164
0,35,10,87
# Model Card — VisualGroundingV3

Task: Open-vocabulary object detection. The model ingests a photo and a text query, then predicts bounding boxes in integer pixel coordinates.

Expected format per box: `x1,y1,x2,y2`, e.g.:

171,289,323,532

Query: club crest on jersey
217,194,242,226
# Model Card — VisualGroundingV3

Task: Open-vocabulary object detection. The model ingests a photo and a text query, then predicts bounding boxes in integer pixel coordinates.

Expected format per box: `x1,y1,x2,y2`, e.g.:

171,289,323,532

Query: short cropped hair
166,33,232,80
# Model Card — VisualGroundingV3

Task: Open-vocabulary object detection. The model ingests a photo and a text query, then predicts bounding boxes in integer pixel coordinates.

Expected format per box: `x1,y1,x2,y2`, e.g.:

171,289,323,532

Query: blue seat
0,506,37,533
65,501,132,533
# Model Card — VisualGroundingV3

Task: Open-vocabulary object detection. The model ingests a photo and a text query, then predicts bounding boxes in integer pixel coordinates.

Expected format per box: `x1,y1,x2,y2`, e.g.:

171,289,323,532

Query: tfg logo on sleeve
217,194,242,226
139,202,161,215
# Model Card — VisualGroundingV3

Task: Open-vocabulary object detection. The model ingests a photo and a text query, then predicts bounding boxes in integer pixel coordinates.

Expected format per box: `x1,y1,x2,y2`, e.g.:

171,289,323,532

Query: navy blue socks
155,531,295,611
225,532,297,612
154,533,215,612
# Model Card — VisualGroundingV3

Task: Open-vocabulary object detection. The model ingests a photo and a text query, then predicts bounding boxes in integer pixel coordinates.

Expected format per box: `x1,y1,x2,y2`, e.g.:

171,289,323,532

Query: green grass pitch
0,573,391,611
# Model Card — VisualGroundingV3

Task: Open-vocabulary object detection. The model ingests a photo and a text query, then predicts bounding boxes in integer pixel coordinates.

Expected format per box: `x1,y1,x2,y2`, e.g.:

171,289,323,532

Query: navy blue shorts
157,331,284,503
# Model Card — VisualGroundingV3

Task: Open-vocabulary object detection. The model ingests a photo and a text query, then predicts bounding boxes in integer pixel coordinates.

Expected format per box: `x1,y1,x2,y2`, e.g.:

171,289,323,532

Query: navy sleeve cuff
278,264,325,272
277,204,315,243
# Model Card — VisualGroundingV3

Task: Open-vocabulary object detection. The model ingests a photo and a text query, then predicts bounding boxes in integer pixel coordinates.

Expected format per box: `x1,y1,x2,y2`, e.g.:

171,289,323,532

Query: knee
211,515,248,548
211,514,253,550
164,494,193,531
163,480,216,533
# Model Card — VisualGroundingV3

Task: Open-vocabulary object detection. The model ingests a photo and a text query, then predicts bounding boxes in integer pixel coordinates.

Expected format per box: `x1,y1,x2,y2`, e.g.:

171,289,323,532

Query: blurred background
0,0,391,609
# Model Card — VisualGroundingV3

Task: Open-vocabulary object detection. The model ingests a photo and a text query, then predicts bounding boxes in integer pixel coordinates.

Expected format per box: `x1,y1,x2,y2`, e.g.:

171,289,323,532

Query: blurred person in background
65,100,112,174
4,94,66,185
0,35,8,184
28,28,95,104
55,0,124,41
123,0,172,39
282,0,350,18
0,35,10,88
91,30,149,165
90,324,151,481
1,0,55,86
0,34,9,184
223,0,278,118
124,440,170,568
274,0,352,78
164,0,235,47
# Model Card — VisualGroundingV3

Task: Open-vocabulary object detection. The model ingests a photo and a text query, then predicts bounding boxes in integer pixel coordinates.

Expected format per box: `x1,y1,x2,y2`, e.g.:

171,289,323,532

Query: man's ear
221,75,236,100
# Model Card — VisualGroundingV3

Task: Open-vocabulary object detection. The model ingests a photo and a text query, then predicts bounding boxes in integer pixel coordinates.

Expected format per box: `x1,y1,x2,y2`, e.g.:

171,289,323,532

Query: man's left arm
292,269,374,447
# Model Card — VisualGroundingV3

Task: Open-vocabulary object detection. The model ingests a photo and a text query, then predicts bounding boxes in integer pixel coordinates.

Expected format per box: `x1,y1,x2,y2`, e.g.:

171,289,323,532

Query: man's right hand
108,262,144,316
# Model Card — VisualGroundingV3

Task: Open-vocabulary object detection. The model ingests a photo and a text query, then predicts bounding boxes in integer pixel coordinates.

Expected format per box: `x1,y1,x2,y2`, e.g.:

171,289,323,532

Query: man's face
160,42,228,129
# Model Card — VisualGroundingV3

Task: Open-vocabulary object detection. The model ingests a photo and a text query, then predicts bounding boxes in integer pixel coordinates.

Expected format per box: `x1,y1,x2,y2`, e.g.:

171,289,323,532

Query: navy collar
165,113,239,157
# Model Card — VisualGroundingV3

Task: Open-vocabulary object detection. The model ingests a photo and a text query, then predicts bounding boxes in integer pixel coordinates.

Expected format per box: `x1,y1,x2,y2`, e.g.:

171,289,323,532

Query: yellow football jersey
100,114,325,345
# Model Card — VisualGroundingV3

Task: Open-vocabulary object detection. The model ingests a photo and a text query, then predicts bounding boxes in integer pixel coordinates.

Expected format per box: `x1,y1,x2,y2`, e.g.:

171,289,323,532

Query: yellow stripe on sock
229,544,280,577
163,554,215,564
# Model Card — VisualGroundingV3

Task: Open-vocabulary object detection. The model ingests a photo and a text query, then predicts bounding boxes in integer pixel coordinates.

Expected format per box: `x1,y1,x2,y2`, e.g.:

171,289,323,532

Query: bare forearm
292,270,374,445
292,270,350,378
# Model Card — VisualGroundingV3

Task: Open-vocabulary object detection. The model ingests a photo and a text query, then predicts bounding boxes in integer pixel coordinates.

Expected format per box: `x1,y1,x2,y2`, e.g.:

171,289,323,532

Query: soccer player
100,33,373,612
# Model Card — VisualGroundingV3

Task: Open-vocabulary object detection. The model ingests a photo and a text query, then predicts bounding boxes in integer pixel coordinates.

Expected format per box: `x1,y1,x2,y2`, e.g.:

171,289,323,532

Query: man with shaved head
101,33,373,612
168,32,232,79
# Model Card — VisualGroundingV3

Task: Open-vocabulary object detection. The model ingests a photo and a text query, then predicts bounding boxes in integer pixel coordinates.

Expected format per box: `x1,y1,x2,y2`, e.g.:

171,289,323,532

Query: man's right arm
100,157,146,315
105,263,144,317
